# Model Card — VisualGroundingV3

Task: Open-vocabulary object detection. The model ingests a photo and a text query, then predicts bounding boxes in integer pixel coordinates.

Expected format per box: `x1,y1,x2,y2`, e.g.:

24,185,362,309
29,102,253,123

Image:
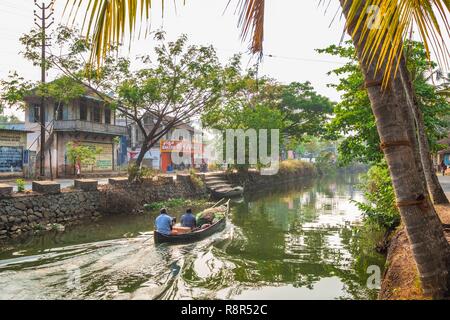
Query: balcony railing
53,120,127,136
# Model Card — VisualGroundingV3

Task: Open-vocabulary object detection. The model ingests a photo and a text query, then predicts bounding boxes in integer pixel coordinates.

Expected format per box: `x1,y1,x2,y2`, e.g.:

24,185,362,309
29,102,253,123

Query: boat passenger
155,208,175,235
180,208,197,229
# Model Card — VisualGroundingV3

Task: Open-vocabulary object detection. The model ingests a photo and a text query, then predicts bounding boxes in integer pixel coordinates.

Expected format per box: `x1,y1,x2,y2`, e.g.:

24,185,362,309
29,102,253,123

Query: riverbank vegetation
355,162,400,233
143,198,213,212
278,160,315,175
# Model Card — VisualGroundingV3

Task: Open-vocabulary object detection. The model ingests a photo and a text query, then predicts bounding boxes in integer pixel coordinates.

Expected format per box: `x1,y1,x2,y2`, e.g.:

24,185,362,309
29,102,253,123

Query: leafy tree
318,42,381,165
0,114,21,124
202,101,284,171
280,82,333,139
202,67,333,170
319,41,450,166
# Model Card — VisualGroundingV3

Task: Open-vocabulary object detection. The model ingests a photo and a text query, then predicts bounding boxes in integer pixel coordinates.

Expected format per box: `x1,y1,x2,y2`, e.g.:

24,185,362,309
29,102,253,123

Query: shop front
160,140,205,172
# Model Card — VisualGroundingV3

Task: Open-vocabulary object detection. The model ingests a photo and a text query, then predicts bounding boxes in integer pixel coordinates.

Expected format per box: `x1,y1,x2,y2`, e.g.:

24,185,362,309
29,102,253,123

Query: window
29,104,40,123
54,104,63,121
93,105,101,123
105,107,111,124
80,101,87,121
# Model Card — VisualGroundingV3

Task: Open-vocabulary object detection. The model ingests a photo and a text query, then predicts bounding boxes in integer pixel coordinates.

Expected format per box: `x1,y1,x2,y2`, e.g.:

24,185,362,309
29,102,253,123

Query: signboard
80,142,113,171
0,131,26,147
128,148,160,169
0,147,23,173
160,140,203,154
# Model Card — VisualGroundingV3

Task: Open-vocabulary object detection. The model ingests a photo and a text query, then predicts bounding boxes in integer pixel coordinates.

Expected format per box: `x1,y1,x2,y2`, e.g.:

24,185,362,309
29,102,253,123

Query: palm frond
67,0,449,85
65,0,154,66
236,0,265,57
343,0,450,85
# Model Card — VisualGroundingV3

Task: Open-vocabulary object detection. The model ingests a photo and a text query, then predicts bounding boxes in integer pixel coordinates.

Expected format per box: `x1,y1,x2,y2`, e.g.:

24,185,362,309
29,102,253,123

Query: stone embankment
0,174,206,239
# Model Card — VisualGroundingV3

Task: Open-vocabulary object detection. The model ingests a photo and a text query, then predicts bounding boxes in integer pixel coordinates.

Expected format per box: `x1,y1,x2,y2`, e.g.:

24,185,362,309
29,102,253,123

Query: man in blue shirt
180,208,197,229
155,208,174,235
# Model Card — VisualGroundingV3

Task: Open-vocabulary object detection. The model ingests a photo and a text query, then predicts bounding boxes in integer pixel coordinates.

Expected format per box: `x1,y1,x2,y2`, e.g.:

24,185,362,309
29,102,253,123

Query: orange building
160,139,205,172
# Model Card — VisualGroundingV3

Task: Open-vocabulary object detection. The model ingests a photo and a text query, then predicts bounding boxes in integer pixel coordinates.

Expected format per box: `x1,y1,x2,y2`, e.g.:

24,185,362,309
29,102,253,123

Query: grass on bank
143,198,212,212
279,159,316,175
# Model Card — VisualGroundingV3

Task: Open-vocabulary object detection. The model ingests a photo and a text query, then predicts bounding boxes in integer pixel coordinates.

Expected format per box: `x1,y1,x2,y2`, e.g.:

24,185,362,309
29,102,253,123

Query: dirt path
379,193,450,299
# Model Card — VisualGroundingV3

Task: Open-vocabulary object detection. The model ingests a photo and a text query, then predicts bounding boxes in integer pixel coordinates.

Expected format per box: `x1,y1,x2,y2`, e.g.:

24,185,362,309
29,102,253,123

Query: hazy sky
1,1,446,120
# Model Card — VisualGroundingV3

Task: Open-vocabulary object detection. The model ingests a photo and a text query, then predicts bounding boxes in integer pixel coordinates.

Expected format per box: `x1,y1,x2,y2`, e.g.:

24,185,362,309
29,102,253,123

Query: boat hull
154,218,226,244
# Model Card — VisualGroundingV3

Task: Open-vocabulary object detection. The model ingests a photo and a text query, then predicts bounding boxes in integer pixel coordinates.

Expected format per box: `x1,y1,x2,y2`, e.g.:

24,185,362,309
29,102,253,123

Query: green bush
315,151,337,175
127,164,158,182
16,179,25,192
208,162,222,171
144,198,186,211
189,169,204,189
279,160,314,174
354,162,400,231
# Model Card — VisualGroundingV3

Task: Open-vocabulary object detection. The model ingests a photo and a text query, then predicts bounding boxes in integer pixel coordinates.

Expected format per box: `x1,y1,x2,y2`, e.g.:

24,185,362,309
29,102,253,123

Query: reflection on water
0,174,384,300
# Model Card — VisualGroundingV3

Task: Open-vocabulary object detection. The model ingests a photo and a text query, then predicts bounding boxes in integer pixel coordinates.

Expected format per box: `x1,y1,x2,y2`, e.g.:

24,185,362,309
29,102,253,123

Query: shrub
315,151,337,175
279,160,313,174
127,164,158,182
16,179,25,192
354,162,400,231
208,162,222,171
189,169,204,189
144,198,186,211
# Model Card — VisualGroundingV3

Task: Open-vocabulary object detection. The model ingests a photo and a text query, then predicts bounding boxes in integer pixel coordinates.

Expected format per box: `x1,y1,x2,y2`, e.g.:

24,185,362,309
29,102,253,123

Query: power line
264,53,345,65
214,47,346,65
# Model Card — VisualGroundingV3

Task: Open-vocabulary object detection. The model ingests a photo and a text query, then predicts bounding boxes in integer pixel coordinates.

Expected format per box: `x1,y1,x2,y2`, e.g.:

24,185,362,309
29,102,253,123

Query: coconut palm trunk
397,59,449,204
340,0,449,298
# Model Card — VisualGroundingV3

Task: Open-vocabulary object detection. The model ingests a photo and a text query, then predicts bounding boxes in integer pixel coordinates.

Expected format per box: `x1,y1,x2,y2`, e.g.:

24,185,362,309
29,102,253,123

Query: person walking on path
440,160,447,176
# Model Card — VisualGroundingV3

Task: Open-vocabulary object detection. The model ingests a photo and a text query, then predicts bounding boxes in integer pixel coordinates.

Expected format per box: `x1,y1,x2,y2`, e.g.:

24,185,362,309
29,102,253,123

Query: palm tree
66,0,450,298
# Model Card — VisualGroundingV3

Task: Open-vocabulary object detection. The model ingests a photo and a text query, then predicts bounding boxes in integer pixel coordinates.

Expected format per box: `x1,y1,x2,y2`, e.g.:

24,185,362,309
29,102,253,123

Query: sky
0,1,447,120
0,0,351,119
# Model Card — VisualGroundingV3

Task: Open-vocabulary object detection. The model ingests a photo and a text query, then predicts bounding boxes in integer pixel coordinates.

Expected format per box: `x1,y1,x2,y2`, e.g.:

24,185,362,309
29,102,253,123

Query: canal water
0,174,384,300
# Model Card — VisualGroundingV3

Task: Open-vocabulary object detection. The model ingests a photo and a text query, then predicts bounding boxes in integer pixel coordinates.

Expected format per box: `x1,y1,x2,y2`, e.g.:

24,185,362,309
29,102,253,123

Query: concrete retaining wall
0,175,206,239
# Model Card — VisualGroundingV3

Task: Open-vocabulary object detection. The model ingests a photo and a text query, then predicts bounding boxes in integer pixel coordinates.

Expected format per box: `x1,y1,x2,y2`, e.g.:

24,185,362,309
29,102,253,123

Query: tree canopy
319,40,450,166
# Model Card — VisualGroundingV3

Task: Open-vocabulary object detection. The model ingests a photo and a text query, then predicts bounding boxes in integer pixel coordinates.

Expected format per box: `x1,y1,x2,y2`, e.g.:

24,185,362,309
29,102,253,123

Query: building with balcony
24,91,127,177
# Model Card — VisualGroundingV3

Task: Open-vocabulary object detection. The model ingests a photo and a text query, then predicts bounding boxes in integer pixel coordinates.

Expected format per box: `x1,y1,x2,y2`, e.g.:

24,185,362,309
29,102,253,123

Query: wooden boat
154,199,230,245
211,186,244,199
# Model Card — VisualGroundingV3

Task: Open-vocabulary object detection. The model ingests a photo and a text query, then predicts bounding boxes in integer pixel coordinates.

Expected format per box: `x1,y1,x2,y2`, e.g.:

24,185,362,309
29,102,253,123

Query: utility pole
34,0,54,178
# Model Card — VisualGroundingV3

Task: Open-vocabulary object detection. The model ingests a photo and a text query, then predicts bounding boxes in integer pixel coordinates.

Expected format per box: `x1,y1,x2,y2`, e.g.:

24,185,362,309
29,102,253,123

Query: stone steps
206,182,233,189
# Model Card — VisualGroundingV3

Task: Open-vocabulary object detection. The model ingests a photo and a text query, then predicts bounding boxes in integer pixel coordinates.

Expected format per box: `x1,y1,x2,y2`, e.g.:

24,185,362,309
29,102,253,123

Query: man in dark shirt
180,208,197,229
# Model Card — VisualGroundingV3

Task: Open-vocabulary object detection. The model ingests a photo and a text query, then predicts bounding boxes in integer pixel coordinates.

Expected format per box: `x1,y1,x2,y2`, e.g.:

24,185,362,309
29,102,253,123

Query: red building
160,139,206,172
